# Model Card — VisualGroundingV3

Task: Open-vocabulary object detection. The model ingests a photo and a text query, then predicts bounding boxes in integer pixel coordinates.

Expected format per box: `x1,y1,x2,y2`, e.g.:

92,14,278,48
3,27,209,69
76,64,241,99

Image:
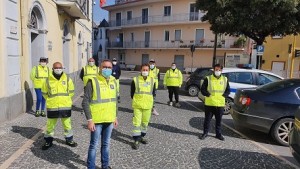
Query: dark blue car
231,79,300,146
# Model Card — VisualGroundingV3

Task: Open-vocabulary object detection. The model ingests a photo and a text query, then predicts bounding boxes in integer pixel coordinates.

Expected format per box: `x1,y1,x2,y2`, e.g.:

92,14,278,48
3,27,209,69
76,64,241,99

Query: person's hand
114,118,118,128
87,120,96,132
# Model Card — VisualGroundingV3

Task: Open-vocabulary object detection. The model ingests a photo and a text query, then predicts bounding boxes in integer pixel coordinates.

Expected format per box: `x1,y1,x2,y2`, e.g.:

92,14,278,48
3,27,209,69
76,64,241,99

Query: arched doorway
78,32,83,70
29,2,47,70
63,20,71,74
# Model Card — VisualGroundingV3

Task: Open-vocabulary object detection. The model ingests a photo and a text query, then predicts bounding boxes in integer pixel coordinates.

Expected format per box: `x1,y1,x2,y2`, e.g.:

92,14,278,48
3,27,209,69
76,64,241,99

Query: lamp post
190,44,195,73
212,33,218,67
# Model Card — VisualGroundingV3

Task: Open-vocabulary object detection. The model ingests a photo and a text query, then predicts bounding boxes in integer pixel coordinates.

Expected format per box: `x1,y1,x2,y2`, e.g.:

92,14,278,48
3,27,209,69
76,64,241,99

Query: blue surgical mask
102,68,112,78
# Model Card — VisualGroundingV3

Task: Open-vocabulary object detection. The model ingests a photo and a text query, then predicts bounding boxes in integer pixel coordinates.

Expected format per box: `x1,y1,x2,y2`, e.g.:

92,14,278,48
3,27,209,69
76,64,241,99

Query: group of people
30,57,229,169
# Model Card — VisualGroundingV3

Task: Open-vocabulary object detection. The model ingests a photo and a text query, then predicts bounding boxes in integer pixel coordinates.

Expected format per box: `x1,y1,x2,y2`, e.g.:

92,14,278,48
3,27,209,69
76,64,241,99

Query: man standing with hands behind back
82,59,118,169
200,64,230,141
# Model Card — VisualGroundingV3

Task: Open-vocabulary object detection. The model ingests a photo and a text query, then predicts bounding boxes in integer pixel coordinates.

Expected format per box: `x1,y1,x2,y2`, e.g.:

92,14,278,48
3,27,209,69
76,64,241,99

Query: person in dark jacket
112,58,121,103
199,64,230,141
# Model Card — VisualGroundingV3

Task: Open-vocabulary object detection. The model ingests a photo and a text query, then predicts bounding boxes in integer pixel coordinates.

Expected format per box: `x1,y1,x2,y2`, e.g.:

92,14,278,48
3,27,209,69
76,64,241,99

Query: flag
100,0,106,7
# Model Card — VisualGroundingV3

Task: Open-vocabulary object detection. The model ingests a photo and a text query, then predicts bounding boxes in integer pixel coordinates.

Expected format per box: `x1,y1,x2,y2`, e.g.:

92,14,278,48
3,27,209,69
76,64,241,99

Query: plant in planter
233,36,246,47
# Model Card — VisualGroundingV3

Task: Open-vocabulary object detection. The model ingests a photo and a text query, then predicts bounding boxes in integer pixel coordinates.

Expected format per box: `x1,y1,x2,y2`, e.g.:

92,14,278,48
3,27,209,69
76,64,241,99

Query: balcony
115,0,137,4
55,0,89,20
107,38,244,49
109,12,205,27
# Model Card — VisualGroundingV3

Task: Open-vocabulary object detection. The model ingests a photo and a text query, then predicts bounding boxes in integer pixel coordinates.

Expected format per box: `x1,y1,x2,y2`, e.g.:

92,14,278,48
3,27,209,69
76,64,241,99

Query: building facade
102,0,246,72
261,35,300,78
0,0,92,122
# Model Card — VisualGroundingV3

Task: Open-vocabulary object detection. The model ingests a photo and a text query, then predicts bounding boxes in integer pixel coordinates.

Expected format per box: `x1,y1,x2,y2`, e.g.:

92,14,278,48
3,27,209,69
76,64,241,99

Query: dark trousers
167,86,179,103
203,106,224,136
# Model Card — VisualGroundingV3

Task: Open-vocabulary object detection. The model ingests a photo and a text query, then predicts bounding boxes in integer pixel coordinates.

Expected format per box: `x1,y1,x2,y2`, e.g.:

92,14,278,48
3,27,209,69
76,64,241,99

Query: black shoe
216,135,225,141
35,111,40,117
41,111,46,117
199,133,208,140
132,141,139,150
42,142,53,150
140,138,148,144
66,140,78,147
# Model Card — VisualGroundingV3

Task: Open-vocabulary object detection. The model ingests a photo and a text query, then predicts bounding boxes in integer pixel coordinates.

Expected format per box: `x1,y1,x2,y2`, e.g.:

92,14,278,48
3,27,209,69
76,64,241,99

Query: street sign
257,45,264,55
295,49,300,58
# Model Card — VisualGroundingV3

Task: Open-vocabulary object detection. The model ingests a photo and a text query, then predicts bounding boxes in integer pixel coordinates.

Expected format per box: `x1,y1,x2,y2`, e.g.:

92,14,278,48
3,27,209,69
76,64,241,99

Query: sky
92,0,115,25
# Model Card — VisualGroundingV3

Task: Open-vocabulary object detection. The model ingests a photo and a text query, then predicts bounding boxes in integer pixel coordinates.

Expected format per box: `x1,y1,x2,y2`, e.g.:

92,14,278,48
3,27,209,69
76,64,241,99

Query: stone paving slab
0,73,296,169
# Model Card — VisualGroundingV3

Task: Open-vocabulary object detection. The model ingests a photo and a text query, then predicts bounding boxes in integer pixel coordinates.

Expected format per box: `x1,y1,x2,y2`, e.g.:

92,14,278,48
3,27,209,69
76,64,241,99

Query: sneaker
35,110,40,117
175,103,181,108
168,101,173,106
41,111,46,117
140,138,148,144
152,108,159,116
42,142,53,150
132,141,139,150
66,140,78,147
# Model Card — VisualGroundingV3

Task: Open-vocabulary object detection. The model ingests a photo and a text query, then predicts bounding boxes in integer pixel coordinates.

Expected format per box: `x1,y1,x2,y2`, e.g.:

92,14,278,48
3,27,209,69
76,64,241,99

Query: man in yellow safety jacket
163,63,182,108
131,63,156,150
80,58,99,86
30,57,49,117
82,59,118,169
41,62,77,150
149,59,160,115
200,64,230,141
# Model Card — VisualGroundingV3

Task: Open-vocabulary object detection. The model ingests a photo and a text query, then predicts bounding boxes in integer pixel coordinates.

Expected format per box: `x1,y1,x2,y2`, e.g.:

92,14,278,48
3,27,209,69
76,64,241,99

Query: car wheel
271,118,294,146
188,85,199,97
223,98,232,115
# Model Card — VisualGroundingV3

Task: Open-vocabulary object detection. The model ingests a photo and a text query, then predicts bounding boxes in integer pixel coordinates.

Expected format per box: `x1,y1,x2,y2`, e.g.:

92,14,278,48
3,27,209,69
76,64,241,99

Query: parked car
289,108,300,163
231,79,300,146
186,67,284,114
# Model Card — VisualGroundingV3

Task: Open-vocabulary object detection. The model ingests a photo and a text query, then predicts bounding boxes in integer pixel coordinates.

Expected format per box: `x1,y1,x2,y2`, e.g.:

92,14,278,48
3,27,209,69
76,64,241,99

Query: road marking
0,92,84,169
180,97,300,169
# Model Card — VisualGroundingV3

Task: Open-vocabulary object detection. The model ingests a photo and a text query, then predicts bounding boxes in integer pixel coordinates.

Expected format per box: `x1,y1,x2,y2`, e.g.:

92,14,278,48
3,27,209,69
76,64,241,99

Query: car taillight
239,96,251,106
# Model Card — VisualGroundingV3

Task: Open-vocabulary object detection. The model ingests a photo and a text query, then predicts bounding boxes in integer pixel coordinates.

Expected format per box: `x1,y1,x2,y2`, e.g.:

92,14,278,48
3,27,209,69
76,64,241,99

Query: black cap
112,58,117,61
39,57,47,62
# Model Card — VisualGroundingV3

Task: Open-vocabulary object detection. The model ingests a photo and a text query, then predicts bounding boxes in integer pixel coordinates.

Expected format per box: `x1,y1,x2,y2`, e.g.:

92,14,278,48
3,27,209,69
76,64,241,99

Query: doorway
174,55,184,71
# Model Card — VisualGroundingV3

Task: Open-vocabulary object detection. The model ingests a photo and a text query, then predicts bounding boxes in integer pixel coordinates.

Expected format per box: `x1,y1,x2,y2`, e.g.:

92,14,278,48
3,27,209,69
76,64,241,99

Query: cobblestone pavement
0,71,297,169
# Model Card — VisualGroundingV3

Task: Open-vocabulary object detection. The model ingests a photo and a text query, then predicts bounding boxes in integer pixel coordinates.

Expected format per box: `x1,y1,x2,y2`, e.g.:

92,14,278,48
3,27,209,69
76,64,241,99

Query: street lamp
212,33,218,67
190,44,195,73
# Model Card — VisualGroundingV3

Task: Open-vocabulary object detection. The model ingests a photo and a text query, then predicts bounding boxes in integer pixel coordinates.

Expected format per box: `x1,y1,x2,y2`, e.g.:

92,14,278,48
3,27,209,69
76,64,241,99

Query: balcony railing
109,12,205,27
115,0,137,4
107,38,243,49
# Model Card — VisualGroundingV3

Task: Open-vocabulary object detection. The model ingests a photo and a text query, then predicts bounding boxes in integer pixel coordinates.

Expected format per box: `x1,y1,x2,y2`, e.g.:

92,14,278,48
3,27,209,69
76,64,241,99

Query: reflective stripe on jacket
89,75,117,123
205,75,227,107
30,65,49,88
163,68,182,86
149,67,159,89
132,76,154,109
42,72,74,112
83,65,99,86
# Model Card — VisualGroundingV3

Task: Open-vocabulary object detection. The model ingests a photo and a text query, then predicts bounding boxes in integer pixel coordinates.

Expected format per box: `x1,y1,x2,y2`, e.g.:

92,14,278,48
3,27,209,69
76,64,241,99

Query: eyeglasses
53,67,63,69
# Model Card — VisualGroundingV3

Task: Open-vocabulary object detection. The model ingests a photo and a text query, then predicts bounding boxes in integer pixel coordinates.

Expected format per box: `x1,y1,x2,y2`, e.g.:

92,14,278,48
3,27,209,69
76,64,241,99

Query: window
296,88,300,98
175,30,181,41
258,80,297,93
164,31,170,41
116,13,121,26
223,72,254,84
164,6,171,16
258,73,282,85
127,11,132,20
131,33,134,42
236,72,253,84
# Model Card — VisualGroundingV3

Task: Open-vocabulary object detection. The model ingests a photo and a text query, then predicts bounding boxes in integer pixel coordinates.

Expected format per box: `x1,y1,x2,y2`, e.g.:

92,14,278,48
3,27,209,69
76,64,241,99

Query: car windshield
257,80,297,93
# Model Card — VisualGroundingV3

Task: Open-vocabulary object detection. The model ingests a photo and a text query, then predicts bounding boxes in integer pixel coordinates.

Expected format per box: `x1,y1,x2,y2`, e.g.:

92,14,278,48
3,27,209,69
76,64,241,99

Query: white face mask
53,69,63,75
40,62,47,67
112,61,117,65
150,64,155,69
89,62,95,66
142,71,149,77
214,70,222,77
171,66,176,69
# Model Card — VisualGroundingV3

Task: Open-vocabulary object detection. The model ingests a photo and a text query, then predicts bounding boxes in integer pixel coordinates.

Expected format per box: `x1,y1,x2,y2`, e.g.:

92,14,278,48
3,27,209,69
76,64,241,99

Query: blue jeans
35,88,45,111
87,123,113,169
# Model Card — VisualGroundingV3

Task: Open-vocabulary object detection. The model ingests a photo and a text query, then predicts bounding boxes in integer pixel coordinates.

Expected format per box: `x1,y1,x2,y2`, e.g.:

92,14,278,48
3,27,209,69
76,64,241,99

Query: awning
55,0,88,20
